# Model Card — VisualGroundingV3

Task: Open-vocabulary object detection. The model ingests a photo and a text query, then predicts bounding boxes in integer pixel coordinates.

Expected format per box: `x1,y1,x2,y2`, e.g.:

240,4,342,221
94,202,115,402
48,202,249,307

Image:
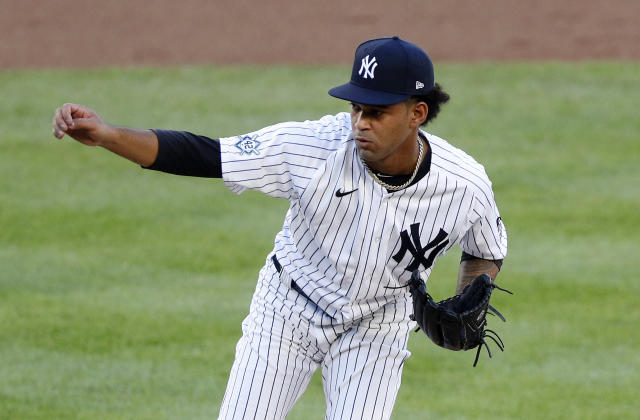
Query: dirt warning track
1,0,639,69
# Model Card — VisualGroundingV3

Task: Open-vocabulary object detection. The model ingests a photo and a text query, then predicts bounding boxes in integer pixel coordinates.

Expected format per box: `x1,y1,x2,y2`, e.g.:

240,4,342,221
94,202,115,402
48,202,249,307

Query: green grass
1,62,639,419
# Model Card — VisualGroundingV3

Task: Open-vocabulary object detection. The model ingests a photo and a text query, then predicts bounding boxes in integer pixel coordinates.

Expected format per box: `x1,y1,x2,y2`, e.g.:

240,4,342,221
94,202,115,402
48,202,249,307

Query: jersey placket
353,174,393,300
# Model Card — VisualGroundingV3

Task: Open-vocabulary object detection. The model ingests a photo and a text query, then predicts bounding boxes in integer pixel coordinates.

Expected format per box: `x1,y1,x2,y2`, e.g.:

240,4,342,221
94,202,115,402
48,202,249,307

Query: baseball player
52,37,507,419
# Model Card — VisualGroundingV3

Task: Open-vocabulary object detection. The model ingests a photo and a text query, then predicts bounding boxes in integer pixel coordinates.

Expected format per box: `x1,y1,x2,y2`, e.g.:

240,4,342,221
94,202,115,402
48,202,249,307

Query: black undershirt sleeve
460,251,503,269
144,129,222,178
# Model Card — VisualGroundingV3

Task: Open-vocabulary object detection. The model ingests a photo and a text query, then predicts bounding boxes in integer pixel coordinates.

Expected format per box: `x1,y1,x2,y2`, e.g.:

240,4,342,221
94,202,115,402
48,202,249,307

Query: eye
364,108,383,119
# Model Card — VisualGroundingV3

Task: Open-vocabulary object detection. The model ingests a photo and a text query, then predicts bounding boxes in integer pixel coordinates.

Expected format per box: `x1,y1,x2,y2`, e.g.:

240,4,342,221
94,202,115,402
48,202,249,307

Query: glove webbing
468,284,512,366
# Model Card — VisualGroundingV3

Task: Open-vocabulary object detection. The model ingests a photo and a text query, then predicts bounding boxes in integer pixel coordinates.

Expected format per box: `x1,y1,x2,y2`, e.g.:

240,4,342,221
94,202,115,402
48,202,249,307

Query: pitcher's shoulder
424,132,494,196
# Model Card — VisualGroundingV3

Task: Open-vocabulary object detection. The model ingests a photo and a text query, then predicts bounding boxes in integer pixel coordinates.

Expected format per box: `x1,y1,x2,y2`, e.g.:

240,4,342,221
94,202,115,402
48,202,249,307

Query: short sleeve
460,194,508,261
219,113,351,200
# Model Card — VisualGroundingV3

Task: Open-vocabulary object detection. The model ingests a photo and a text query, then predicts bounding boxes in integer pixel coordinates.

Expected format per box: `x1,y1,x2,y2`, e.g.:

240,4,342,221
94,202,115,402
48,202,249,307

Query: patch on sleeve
235,135,261,155
497,216,508,252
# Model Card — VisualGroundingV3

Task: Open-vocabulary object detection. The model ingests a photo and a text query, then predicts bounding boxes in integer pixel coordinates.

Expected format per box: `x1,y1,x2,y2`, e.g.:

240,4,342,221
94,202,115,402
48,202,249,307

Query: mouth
355,136,372,146
355,137,375,153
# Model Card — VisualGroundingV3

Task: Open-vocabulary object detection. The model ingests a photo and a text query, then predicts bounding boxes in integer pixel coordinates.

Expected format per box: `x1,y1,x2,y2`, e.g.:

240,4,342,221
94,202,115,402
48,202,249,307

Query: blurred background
1,1,639,419
2,0,639,68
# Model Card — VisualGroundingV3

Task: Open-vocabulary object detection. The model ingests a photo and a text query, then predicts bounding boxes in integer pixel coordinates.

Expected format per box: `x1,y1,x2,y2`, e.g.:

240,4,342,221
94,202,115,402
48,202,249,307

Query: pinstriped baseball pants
218,257,412,420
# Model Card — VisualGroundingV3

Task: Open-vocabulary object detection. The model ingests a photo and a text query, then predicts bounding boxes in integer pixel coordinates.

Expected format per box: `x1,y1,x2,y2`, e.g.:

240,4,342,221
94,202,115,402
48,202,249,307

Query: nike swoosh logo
335,188,358,197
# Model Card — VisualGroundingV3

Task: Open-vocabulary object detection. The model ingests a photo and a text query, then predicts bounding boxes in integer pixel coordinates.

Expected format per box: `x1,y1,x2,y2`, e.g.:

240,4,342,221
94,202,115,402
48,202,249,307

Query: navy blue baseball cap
329,36,435,106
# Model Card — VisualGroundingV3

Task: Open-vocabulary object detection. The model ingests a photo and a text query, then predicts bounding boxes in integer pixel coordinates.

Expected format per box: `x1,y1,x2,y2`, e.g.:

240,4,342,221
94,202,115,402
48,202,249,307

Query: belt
272,254,308,298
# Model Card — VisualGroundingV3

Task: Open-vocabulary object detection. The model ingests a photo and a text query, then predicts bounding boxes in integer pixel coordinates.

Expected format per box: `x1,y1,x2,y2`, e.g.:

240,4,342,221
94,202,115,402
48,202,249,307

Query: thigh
321,305,413,420
218,267,322,420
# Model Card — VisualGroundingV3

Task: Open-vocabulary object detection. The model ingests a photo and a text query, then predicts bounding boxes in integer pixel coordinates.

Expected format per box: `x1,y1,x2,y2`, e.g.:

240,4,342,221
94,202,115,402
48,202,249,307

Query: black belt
271,254,282,273
272,254,308,298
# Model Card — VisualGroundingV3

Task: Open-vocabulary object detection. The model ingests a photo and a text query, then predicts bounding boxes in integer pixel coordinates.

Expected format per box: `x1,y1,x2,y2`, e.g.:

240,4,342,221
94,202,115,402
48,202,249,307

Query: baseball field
2,62,639,419
1,2,639,419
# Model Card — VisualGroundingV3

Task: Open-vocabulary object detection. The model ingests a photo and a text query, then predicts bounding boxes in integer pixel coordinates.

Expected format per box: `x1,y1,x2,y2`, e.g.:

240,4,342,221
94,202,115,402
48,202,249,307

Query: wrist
96,124,127,150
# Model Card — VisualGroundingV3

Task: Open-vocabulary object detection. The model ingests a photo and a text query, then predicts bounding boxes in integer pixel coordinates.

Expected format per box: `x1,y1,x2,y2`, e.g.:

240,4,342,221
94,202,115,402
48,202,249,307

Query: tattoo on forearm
456,259,500,294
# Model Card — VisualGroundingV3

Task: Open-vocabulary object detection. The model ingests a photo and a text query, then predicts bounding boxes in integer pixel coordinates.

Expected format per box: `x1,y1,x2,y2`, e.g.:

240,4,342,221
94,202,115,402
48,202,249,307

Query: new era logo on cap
328,36,435,105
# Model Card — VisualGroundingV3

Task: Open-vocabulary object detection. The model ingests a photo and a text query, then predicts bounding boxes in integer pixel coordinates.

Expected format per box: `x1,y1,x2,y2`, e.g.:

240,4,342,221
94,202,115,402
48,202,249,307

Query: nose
353,110,370,131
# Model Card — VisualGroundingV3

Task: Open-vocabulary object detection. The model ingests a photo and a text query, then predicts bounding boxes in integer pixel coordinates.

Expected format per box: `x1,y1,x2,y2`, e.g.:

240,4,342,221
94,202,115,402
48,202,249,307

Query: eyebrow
351,102,388,110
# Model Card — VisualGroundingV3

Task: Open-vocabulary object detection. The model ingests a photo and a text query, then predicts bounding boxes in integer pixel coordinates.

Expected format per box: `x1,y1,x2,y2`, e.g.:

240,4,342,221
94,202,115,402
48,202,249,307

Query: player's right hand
52,103,110,146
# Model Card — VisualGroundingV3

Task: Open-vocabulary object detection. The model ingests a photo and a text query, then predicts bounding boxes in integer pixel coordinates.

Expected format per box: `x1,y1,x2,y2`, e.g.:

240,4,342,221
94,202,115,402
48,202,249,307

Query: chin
356,147,379,164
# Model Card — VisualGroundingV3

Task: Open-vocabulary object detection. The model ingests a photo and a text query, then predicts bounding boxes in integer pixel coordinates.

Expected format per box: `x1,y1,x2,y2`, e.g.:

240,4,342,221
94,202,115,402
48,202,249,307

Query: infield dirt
2,0,639,69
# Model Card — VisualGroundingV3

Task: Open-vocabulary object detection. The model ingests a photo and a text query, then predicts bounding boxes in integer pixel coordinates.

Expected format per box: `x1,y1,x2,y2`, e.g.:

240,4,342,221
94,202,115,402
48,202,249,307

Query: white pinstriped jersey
220,112,507,323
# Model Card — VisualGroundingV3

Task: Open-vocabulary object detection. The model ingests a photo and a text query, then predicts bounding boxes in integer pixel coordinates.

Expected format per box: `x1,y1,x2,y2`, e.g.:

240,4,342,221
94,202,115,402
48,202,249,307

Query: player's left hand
408,271,512,366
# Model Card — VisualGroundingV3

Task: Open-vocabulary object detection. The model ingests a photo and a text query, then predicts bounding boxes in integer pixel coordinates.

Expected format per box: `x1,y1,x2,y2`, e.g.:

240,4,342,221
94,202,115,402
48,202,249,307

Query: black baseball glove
408,270,512,366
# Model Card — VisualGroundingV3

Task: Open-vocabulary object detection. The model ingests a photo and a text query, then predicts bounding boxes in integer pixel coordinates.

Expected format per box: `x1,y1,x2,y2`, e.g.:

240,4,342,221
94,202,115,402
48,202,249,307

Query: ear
409,101,428,128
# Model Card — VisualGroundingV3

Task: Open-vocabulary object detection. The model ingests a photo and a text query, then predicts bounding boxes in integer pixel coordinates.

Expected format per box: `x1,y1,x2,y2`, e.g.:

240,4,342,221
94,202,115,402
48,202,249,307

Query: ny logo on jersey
392,224,449,272
235,135,261,155
359,55,378,79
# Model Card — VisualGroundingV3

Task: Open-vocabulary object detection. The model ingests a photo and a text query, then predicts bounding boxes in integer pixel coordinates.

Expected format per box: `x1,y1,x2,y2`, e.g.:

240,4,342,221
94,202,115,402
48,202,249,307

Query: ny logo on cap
359,55,378,79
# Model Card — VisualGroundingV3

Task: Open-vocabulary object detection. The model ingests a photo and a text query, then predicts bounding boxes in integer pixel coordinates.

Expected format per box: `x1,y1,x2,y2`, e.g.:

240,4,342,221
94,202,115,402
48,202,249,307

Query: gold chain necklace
362,136,424,191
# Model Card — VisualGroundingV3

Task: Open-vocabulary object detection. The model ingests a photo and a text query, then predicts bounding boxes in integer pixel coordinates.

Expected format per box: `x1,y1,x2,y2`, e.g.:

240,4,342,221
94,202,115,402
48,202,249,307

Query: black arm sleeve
460,251,503,270
144,130,222,178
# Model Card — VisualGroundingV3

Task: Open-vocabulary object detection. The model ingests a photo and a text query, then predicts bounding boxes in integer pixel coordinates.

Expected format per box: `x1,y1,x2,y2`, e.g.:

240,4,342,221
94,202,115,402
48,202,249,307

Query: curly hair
411,83,450,126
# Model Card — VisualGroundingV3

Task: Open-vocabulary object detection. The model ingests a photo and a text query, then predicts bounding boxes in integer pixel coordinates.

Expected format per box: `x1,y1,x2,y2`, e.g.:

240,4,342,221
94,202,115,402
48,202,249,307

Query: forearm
456,258,500,294
53,104,222,176
99,126,159,167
